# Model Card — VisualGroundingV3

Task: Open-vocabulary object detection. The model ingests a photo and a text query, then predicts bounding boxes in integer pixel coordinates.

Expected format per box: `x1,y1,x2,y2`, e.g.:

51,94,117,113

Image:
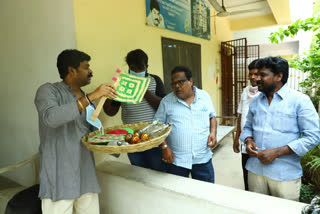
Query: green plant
269,16,320,110
301,144,320,188
300,183,317,203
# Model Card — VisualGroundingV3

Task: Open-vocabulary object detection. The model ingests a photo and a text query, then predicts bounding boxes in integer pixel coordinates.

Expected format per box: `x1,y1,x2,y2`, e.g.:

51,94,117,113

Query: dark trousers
128,147,165,172
165,159,215,184
242,153,250,191
5,184,41,214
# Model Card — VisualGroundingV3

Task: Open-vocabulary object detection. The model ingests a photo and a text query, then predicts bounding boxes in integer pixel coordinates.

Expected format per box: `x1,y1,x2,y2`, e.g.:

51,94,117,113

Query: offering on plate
138,122,171,138
87,134,124,144
121,128,134,134
87,122,171,146
140,133,150,141
108,140,129,146
130,136,140,144
133,132,140,138
125,133,133,142
118,141,129,146
138,120,158,134
82,122,172,155
106,129,129,135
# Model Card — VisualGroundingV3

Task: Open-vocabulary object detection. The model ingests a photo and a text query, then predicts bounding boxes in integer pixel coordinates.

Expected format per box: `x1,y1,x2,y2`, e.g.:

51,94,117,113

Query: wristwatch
161,144,168,150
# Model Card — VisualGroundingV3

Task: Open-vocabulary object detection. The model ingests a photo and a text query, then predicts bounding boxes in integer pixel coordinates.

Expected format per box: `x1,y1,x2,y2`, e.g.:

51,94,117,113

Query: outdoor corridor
213,135,244,190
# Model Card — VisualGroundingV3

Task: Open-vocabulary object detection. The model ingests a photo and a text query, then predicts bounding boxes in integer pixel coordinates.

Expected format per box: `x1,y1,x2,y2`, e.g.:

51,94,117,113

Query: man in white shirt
233,59,260,190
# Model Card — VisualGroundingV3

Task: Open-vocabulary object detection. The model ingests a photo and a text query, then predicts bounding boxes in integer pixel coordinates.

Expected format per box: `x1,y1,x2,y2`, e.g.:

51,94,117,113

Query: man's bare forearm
235,114,242,139
210,117,217,135
144,90,162,109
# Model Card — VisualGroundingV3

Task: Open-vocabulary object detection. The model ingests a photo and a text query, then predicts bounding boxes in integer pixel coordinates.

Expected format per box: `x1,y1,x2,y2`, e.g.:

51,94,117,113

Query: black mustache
88,73,93,78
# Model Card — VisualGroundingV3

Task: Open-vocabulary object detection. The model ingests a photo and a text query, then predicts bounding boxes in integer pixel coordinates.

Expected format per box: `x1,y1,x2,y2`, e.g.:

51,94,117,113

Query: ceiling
208,0,291,31
221,0,272,20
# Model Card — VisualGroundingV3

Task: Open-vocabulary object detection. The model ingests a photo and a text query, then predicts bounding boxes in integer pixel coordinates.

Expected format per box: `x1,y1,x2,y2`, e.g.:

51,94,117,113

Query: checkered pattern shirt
154,86,216,169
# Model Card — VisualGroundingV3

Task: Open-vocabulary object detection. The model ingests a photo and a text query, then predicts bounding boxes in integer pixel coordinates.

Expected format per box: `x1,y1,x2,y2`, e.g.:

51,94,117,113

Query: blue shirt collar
174,86,199,103
193,86,199,101
275,84,289,100
260,84,288,100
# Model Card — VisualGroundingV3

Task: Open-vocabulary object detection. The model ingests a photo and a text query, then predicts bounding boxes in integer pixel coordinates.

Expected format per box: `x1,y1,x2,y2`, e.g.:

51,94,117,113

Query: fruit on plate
125,134,133,143
130,136,140,144
140,133,150,141
133,132,140,138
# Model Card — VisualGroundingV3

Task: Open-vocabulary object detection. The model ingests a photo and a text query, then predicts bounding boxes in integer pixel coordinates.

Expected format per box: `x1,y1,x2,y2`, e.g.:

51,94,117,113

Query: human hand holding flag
90,69,122,121
90,70,150,121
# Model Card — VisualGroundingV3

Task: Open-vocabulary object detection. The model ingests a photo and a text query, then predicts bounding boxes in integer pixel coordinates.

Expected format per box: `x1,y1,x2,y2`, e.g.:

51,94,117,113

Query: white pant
41,193,99,214
248,171,301,201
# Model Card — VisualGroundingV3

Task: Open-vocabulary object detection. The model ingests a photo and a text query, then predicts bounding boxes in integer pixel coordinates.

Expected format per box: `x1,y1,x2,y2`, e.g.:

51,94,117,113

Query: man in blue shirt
154,66,217,183
240,57,320,201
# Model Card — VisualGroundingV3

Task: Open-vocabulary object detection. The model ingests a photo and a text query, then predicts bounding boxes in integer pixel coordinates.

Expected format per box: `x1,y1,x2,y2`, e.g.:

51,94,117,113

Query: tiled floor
212,134,244,190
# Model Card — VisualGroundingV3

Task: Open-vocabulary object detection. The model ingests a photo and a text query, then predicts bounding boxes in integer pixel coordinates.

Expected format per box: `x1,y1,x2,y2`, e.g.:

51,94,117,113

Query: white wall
0,0,76,185
233,0,313,54
97,161,306,214
233,0,313,92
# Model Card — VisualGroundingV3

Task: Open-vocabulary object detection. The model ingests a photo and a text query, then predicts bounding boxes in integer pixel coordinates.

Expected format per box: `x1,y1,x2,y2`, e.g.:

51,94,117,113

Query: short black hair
150,0,160,11
125,49,148,70
256,56,289,85
171,66,192,80
57,49,90,79
248,59,259,70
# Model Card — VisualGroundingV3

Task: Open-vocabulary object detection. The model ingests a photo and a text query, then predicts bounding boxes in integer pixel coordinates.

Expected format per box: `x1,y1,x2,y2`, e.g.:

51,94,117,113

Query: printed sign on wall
146,0,211,40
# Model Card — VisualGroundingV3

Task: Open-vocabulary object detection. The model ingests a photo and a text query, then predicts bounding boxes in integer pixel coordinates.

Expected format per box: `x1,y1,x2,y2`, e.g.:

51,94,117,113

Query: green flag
114,73,150,104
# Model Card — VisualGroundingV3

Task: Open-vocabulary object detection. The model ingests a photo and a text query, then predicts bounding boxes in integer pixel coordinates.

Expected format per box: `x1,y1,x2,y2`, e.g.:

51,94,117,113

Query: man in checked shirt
154,66,217,183
240,57,320,201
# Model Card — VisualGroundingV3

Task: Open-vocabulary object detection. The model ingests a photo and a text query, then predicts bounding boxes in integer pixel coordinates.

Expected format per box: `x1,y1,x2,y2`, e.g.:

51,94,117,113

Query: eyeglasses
171,79,188,87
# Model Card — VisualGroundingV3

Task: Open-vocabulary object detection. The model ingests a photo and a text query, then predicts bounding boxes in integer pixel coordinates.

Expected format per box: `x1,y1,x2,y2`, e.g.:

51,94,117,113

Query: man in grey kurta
35,49,117,214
